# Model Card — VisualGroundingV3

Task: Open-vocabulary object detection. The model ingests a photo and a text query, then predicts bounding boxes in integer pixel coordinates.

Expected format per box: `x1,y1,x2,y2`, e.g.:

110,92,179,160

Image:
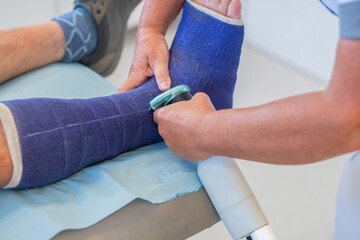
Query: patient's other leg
0,0,140,84
0,0,244,189
0,22,65,84
0,122,12,187
0,5,98,84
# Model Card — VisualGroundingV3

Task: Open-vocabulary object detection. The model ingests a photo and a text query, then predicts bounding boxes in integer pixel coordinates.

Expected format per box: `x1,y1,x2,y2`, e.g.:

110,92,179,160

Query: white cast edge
187,0,244,26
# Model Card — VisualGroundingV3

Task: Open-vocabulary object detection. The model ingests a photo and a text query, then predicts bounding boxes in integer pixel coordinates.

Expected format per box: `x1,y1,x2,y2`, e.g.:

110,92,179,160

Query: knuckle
149,55,167,66
149,56,160,66
200,92,210,100
195,92,206,99
128,64,139,76
129,62,147,76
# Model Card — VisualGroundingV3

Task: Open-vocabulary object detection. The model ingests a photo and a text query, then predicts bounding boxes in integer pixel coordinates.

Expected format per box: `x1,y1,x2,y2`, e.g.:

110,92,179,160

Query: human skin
0,122,12,187
118,0,185,92
0,22,65,84
118,0,241,93
154,39,360,164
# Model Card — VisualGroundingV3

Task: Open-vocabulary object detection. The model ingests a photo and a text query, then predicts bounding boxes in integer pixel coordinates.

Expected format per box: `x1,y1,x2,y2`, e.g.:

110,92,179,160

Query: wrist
197,111,215,157
139,0,185,36
138,25,167,37
136,26,166,44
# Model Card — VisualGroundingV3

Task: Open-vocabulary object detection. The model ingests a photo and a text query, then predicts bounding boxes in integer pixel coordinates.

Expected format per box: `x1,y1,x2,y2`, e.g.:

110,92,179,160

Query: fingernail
160,81,169,91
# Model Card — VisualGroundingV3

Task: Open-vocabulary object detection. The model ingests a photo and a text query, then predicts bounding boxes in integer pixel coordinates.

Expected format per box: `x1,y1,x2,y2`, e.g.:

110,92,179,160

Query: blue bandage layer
53,7,99,62
2,84,162,188
1,1,244,188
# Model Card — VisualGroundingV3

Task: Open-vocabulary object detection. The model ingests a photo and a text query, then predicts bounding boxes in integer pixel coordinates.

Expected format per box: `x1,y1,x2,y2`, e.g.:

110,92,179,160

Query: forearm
138,0,185,34
0,121,12,187
201,92,349,164
200,39,360,164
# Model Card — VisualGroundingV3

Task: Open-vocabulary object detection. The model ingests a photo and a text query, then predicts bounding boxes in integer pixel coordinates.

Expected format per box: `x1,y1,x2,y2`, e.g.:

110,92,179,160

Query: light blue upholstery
0,63,114,100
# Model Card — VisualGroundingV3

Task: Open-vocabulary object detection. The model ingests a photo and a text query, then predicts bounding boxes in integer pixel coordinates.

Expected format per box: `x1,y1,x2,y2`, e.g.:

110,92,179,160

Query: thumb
149,55,171,92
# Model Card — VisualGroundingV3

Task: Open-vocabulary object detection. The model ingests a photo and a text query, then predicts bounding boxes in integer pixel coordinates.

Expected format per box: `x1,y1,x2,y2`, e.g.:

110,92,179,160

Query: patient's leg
0,122,12,187
0,22,65,84
0,0,140,83
0,0,244,189
0,6,97,84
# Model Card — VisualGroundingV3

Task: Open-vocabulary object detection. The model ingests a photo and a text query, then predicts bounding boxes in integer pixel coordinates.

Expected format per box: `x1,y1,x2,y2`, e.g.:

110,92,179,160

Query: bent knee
0,122,13,187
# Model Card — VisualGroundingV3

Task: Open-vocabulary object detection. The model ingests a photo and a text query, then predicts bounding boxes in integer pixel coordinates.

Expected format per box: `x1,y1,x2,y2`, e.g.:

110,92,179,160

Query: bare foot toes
227,0,242,19
192,0,242,19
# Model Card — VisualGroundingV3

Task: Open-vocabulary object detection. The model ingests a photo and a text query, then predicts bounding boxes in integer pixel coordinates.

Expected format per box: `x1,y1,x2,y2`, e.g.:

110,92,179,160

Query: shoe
75,0,142,76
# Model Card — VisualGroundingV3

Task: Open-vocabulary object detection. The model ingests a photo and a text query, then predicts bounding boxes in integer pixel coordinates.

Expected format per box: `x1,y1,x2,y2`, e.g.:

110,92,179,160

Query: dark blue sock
0,1,244,189
52,7,99,62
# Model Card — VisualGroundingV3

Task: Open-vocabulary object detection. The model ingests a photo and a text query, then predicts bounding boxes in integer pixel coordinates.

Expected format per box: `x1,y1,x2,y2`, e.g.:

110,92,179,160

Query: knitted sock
52,7,99,62
0,1,244,189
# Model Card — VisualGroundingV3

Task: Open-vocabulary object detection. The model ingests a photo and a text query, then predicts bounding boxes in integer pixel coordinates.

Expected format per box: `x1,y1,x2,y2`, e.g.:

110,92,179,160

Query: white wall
0,0,143,31
242,0,339,83
0,0,57,29
0,0,337,83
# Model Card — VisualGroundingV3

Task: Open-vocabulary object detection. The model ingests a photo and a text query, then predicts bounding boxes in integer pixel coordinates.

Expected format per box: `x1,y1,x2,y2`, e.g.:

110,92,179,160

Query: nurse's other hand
153,92,215,162
118,27,171,93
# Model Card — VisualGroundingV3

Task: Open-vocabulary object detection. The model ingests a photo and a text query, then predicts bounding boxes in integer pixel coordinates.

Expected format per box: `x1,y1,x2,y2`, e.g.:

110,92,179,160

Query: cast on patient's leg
0,0,244,189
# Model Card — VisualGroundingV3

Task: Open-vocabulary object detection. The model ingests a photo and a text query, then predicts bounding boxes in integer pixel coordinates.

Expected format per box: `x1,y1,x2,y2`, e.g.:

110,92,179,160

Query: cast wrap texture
1,1,244,188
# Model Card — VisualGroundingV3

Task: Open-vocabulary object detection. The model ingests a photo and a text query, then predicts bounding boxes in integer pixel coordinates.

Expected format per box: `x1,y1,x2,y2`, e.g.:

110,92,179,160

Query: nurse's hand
118,27,171,93
153,92,215,162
